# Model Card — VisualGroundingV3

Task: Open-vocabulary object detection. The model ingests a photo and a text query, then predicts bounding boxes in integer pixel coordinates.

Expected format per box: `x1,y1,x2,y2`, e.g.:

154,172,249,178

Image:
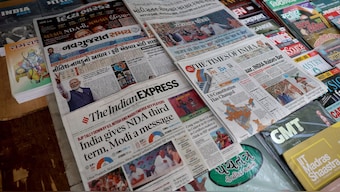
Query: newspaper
43,31,176,116
33,0,140,47
32,0,177,116
176,35,328,143
145,6,255,61
123,0,223,37
61,71,243,191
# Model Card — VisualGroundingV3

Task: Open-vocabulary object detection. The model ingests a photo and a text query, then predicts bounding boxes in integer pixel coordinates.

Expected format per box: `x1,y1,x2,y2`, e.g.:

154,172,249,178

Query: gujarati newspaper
62,71,243,191
33,0,139,47
32,0,177,116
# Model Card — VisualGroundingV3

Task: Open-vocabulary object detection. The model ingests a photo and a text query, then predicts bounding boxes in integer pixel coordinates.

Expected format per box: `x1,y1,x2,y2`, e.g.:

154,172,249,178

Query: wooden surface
0,56,48,121
0,107,70,191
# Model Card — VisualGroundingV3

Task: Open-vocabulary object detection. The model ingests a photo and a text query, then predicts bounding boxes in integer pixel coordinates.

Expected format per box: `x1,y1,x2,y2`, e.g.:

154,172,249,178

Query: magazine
293,50,333,76
0,0,42,56
178,135,302,191
282,121,340,191
4,37,53,103
316,67,340,121
310,0,340,15
316,39,340,66
265,27,309,58
123,0,223,37
258,100,336,156
37,0,84,16
220,0,271,26
176,35,327,142
145,5,255,61
61,71,243,191
273,1,338,48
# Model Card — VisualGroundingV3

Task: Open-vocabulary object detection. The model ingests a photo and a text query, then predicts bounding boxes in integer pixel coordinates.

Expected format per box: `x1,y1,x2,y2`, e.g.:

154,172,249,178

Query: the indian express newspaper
61,71,243,191
177,35,328,143
33,0,139,47
43,30,177,116
123,0,222,37
145,6,255,61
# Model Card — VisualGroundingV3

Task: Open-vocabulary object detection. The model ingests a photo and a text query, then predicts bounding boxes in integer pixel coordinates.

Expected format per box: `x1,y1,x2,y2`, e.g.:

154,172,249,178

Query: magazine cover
275,1,335,48
293,50,333,76
0,0,42,55
265,27,309,58
220,0,271,26
177,135,301,191
264,0,307,12
310,0,340,15
248,19,281,35
259,100,336,156
37,0,84,16
316,67,340,121
4,37,53,103
316,39,340,66
283,121,340,191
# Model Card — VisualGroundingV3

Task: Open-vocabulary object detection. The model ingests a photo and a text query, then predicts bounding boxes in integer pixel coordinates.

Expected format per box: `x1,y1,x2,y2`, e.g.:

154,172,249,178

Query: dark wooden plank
0,107,69,191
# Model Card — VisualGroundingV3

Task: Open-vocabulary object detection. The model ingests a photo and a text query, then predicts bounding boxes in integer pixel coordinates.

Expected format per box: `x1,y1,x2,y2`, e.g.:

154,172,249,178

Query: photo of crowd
150,9,243,47
88,167,130,191
123,141,183,190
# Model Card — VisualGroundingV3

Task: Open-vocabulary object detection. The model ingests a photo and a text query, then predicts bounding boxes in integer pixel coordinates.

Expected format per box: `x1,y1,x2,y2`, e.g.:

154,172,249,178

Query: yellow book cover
283,122,340,191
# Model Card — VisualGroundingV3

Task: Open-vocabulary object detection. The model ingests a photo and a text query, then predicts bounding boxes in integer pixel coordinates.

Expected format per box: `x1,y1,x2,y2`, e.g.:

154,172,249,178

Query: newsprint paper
33,0,177,116
123,0,223,37
177,35,328,143
146,5,255,61
61,71,243,191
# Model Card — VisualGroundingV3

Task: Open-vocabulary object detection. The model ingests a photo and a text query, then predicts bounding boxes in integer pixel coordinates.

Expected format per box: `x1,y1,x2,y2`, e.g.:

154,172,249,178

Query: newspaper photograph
44,29,177,116
146,6,255,61
123,0,222,36
33,0,140,47
61,71,243,191
177,35,328,142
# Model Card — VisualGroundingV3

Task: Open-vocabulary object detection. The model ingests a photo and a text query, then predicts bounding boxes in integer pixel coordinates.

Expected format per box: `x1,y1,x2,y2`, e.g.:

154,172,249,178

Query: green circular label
209,144,263,187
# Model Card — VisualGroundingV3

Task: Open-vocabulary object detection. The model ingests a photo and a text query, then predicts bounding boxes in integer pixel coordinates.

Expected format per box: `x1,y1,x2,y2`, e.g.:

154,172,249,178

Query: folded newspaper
145,4,255,61
33,0,177,116
62,71,243,191
176,35,328,143
123,0,223,37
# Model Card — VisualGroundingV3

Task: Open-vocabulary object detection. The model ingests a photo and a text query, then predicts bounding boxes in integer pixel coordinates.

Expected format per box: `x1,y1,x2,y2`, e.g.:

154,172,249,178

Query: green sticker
209,144,263,187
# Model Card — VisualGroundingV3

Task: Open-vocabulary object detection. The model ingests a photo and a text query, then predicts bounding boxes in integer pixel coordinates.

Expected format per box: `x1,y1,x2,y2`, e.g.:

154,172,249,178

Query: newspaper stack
30,0,328,191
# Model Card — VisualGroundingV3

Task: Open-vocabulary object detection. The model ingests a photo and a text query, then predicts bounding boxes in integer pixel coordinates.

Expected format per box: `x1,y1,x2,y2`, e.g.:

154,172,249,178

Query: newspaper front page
33,0,140,47
123,0,223,36
62,71,243,191
145,6,255,61
177,35,328,142
44,30,177,116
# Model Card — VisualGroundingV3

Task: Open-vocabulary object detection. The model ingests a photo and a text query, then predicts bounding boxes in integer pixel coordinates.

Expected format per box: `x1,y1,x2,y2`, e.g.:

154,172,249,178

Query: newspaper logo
82,116,89,124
